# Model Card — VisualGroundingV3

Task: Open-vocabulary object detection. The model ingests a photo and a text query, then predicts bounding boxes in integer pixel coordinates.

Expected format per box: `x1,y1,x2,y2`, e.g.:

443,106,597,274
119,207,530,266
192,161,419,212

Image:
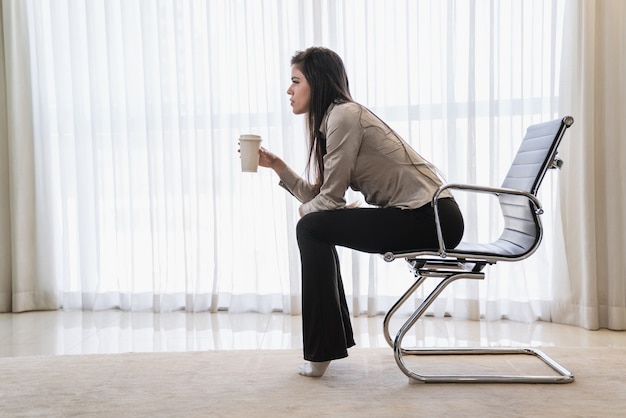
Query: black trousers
295,198,464,362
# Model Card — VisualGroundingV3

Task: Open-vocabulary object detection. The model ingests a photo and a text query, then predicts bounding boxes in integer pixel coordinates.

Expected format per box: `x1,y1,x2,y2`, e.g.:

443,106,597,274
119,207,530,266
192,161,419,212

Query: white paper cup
239,134,263,172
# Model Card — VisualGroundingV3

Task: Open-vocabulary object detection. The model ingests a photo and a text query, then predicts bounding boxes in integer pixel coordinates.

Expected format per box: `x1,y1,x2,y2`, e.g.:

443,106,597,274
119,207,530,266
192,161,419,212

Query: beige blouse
279,102,451,215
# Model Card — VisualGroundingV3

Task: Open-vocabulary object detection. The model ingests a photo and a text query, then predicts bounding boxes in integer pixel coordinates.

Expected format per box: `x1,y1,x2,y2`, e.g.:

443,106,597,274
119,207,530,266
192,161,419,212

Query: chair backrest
495,116,574,257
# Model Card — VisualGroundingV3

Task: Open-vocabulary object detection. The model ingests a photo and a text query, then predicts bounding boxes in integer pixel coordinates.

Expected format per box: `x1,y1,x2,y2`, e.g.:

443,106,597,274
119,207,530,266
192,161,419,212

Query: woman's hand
258,147,287,175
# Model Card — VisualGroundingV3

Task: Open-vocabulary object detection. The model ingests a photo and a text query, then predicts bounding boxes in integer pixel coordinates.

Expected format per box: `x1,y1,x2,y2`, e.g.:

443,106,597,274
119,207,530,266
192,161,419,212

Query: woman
257,47,464,377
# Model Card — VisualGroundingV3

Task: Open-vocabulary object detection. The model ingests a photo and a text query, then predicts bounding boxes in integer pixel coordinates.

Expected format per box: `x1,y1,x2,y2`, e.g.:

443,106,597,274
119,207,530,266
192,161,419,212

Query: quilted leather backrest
502,119,565,193
497,118,568,255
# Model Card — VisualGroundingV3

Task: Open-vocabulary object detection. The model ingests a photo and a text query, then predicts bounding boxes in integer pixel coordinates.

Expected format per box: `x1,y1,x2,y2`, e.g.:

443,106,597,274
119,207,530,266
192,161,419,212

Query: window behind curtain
15,0,565,318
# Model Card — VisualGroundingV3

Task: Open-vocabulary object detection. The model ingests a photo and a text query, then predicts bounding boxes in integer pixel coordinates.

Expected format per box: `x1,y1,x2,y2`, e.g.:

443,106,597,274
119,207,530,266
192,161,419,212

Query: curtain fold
4,0,621,331
1,0,60,312
0,0,11,312
554,0,626,330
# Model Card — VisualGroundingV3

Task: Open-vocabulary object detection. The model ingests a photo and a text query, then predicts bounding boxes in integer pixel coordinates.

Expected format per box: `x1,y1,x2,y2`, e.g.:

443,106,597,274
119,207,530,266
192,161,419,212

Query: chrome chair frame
382,116,575,384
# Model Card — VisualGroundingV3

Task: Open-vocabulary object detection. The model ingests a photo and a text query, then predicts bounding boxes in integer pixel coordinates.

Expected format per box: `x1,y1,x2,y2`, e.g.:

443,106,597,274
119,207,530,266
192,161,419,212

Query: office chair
382,116,575,383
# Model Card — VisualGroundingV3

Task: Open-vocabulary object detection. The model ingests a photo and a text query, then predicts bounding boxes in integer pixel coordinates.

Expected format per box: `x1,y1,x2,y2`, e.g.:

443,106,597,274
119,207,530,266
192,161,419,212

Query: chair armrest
431,183,544,257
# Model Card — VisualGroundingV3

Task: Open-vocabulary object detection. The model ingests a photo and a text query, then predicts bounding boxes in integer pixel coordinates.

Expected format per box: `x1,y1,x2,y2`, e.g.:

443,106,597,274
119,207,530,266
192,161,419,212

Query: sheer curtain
1,0,588,323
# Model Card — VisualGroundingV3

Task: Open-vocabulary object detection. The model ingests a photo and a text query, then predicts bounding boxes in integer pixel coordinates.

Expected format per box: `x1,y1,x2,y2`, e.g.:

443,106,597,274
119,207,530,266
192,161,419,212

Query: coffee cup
239,134,263,172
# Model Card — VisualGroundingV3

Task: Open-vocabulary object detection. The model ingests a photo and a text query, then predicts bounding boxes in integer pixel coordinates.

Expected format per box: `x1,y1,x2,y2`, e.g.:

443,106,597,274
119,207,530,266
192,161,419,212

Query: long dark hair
291,47,353,188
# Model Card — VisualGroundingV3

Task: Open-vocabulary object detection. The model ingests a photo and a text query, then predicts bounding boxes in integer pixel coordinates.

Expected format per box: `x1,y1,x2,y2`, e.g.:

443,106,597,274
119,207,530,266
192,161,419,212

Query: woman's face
287,65,311,115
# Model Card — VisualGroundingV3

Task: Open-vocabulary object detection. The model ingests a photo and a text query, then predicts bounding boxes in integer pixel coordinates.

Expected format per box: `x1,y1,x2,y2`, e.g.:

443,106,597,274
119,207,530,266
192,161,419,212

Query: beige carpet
1,347,624,417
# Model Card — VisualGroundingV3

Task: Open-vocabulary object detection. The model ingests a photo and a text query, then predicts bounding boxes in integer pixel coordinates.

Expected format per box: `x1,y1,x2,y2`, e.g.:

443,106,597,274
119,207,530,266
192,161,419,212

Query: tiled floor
1,310,625,358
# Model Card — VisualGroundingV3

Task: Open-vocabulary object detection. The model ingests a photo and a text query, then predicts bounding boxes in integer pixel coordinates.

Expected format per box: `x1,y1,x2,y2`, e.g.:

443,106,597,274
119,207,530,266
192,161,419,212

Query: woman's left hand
258,147,287,175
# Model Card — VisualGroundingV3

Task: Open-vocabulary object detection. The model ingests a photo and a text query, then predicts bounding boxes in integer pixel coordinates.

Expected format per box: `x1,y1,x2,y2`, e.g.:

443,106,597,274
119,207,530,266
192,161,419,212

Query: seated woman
257,46,464,377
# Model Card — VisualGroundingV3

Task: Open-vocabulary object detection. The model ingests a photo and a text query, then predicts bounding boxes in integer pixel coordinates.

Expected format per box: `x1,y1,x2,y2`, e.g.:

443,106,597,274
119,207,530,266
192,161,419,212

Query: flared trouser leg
297,231,355,362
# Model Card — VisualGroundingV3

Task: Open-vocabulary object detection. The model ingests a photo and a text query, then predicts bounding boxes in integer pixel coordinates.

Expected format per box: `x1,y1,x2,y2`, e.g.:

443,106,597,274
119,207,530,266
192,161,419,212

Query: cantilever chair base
382,258,575,384
403,347,575,384
382,116,576,384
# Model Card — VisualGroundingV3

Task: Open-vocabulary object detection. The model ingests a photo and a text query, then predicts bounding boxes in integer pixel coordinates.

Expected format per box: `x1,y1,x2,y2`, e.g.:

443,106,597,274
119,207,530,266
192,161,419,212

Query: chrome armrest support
431,184,544,257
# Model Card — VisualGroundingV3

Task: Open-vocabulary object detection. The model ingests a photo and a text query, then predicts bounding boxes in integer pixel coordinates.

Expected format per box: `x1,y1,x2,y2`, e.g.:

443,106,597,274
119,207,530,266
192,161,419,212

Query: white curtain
553,0,626,330
3,0,621,329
